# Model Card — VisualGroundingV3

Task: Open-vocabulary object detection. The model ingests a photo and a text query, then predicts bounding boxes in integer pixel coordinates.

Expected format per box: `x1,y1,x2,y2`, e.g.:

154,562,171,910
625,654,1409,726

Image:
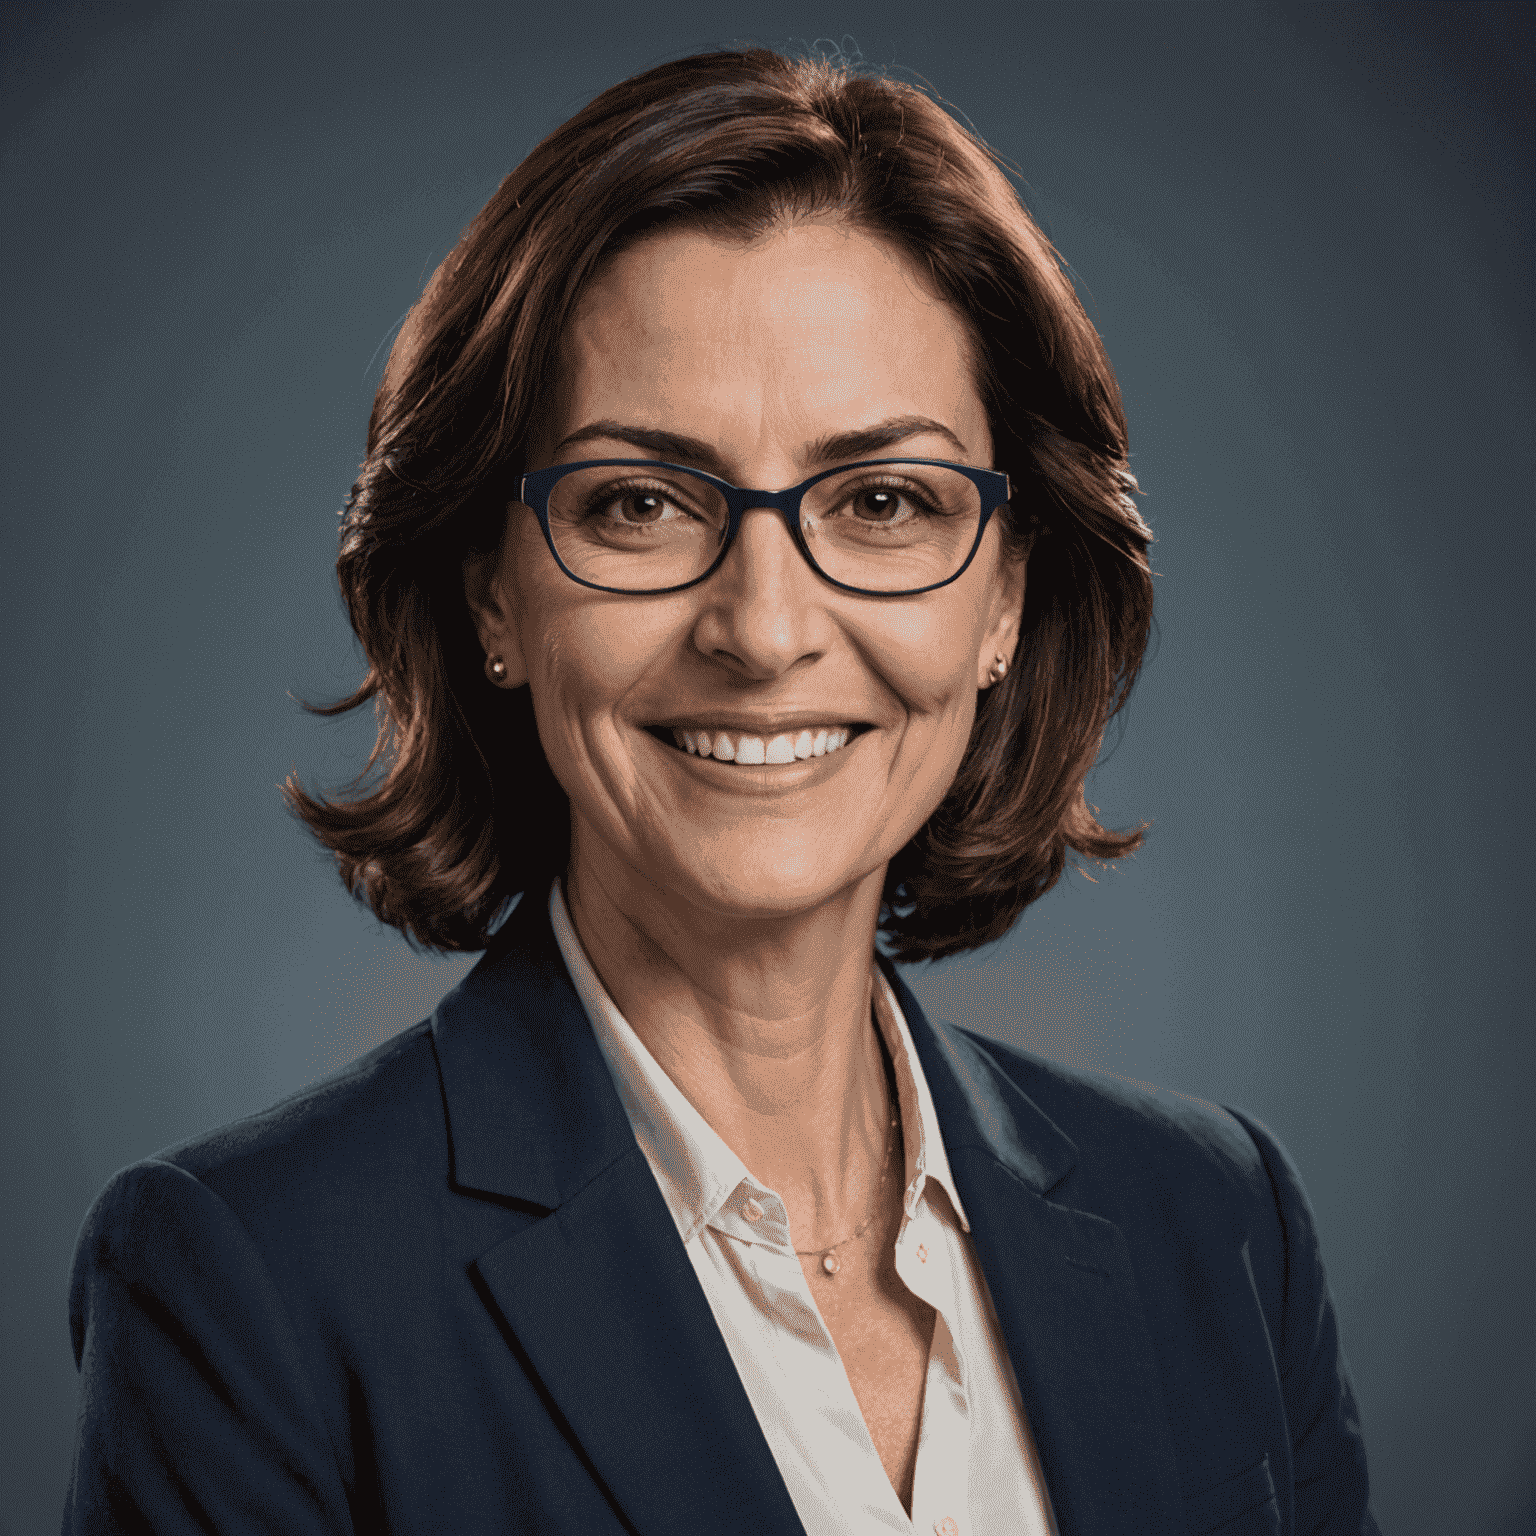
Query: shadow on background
3,2,1531,1531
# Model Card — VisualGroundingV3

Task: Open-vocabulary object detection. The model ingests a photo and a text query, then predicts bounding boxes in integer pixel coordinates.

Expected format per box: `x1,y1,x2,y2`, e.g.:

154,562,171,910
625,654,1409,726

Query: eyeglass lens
544,462,984,593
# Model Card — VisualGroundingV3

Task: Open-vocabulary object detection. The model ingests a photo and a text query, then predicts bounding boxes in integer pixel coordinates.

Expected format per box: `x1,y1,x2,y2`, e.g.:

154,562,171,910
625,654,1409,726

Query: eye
599,489,679,525
832,478,944,525
580,477,706,527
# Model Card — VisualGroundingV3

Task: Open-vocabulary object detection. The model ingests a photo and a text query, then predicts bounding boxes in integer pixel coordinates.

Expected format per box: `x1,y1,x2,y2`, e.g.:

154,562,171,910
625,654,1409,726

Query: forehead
547,221,988,464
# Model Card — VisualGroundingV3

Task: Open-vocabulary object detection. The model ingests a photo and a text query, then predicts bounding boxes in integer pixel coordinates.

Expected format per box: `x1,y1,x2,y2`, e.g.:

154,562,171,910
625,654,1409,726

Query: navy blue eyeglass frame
517,457,1014,597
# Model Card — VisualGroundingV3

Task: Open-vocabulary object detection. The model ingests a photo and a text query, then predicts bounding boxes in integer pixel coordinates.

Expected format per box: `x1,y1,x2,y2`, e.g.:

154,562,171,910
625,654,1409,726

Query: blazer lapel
881,960,1187,1536
430,891,1184,1536
431,892,804,1536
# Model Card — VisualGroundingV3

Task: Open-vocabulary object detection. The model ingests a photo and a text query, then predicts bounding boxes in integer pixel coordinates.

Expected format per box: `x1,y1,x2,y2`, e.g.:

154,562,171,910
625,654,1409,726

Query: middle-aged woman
63,47,1379,1536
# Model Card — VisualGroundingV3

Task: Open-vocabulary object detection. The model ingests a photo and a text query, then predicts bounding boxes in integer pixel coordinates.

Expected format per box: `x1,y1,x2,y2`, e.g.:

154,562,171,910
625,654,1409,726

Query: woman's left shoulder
948,1024,1289,1213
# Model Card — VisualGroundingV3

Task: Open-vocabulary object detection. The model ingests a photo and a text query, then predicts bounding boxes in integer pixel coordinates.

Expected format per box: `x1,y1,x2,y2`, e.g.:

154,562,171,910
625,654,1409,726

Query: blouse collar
549,876,971,1247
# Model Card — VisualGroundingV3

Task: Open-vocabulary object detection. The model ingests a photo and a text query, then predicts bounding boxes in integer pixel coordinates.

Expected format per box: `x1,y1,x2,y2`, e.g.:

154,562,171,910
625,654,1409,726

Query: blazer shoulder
950,1024,1274,1205
134,1017,446,1227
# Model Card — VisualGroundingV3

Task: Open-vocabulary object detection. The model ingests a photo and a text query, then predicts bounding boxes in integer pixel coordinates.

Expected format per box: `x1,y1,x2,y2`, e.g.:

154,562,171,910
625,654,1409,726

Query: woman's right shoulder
63,1019,463,1528
78,1017,449,1264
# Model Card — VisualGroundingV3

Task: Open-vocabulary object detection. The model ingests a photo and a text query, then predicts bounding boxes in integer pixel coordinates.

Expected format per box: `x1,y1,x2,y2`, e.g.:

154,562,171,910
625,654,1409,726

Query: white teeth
667,725,856,762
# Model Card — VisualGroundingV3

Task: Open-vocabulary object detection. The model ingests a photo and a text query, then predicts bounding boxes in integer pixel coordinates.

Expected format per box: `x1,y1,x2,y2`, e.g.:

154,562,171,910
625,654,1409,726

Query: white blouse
549,879,1059,1536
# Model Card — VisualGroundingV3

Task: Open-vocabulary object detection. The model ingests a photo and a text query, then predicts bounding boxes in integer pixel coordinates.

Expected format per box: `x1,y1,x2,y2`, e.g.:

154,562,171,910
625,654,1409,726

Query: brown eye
853,489,901,522
834,479,943,526
606,491,672,525
577,480,693,526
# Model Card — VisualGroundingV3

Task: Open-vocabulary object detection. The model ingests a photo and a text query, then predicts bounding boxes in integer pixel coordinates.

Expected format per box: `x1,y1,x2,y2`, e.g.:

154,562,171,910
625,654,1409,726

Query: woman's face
467,220,1025,920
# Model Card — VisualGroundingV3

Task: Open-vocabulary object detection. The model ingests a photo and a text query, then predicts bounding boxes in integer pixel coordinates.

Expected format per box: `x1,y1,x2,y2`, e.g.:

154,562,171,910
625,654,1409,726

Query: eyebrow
552,414,971,476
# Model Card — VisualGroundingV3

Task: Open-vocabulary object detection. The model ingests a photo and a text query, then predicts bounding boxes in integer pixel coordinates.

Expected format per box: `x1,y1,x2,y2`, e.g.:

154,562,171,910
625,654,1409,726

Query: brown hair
282,45,1155,964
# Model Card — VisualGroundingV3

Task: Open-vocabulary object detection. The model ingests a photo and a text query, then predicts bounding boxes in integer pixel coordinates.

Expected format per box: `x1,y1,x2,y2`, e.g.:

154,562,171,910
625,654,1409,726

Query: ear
976,543,1028,690
463,521,530,688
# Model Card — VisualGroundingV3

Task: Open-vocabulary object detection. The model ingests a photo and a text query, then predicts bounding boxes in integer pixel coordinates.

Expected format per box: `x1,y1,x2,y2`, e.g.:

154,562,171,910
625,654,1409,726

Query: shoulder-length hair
283,46,1155,965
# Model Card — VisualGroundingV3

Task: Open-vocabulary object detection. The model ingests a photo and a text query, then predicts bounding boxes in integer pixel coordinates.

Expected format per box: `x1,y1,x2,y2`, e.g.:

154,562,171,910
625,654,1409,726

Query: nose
691,504,829,680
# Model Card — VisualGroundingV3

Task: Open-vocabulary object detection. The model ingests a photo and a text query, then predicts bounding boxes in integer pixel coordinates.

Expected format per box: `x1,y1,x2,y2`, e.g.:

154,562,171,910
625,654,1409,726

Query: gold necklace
794,1034,901,1277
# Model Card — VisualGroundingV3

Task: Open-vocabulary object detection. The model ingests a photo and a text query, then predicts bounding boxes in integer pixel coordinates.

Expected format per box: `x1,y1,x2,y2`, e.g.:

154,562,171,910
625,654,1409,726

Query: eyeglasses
517,458,1013,597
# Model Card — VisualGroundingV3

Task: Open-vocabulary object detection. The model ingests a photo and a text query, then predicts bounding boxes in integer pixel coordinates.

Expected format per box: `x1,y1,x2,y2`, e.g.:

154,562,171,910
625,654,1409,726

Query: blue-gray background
4,2,1531,1531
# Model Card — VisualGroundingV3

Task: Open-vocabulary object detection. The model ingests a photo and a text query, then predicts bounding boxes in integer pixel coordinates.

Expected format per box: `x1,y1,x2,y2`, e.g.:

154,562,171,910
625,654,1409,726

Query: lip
647,711,873,735
644,720,871,790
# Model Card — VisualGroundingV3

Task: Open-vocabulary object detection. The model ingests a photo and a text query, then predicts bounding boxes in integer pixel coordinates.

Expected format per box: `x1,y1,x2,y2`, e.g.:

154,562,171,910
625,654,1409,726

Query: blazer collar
431,888,1185,1536
430,884,639,1209
881,953,1188,1536
431,890,1080,1209
875,952,1079,1196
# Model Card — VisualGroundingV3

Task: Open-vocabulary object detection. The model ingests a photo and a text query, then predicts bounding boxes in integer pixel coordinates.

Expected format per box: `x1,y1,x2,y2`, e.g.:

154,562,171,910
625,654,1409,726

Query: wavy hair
282,45,1156,963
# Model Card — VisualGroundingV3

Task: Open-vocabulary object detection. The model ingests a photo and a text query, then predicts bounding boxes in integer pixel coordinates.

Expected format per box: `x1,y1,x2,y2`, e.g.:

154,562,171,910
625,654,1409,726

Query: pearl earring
988,654,1008,685
486,654,507,683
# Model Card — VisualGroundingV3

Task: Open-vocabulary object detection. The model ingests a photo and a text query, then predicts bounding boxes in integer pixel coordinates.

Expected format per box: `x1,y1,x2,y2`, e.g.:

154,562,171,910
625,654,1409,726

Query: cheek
521,593,670,765
511,523,630,695
867,609,985,810
876,602,983,720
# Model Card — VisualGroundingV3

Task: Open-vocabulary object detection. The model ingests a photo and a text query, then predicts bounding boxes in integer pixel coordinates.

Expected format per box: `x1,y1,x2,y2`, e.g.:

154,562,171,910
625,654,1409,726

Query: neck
563,817,896,1236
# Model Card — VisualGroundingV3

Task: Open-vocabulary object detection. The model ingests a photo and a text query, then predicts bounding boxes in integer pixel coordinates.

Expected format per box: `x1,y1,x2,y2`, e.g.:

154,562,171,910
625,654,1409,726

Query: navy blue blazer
64,889,1379,1534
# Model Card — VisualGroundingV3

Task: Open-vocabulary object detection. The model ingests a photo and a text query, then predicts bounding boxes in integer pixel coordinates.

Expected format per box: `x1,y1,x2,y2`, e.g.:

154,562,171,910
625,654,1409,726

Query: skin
465,218,1026,1510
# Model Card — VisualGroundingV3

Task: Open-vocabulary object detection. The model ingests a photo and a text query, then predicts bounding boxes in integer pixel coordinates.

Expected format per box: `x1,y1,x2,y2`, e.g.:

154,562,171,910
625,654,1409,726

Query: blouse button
743,1197,764,1223
935,1519,959,1536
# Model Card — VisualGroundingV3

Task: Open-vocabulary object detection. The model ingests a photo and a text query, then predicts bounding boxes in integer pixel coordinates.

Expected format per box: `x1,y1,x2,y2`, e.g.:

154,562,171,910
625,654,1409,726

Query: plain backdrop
3,2,1532,1532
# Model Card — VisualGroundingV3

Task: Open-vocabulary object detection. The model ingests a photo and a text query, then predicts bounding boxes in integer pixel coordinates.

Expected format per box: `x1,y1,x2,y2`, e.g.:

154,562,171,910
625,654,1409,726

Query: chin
653,837,879,921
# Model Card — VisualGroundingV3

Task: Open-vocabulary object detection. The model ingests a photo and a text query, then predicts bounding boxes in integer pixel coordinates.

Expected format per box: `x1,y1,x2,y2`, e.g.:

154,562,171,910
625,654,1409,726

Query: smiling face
465,219,1025,924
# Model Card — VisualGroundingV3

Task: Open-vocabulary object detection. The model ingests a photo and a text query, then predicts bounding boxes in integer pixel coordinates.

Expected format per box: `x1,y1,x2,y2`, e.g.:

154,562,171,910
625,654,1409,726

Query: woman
63,47,1378,1536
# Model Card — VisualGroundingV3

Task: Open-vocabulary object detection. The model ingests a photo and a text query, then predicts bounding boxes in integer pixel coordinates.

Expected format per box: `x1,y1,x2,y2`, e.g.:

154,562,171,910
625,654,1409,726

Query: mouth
643,722,873,764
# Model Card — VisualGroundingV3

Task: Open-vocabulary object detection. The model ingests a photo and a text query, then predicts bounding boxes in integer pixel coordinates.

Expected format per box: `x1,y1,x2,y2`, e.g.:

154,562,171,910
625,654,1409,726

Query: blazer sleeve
1223,1107,1381,1536
63,1159,353,1534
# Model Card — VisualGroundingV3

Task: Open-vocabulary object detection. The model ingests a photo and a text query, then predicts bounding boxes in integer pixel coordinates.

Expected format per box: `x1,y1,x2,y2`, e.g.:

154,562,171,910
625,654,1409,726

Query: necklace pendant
821,1253,840,1275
